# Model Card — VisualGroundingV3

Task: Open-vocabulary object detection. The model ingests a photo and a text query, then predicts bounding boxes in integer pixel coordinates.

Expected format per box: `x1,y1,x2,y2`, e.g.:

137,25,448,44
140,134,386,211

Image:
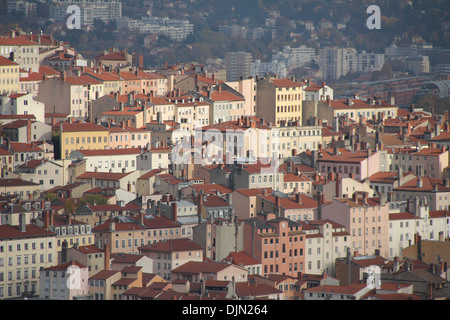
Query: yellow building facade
55,121,110,159
0,56,20,95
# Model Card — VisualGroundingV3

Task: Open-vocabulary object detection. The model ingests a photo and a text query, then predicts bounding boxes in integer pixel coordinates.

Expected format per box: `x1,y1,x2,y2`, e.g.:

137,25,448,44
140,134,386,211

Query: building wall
60,129,109,159
39,266,89,300
0,233,57,299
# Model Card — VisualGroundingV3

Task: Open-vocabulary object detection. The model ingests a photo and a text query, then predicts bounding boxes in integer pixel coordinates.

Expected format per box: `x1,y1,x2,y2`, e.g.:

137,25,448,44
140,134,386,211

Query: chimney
275,196,281,213
295,193,302,205
61,240,68,263
19,212,26,232
49,210,54,227
415,233,422,261
109,219,115,231
26,119,32,143
317,191,324,220
417,177,423,188
104,243,110,271
172,202,178,222
393,257,400,272
139,212,144,226
197,194,203,224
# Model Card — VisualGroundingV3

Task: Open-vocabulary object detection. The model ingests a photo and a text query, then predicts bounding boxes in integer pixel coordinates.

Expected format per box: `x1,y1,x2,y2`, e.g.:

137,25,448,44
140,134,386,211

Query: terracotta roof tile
138,238,202,253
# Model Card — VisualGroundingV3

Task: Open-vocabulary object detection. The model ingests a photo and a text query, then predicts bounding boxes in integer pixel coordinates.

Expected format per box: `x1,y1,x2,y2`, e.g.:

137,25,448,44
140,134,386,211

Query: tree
45,193,58,202
64,199,76,215
78,194,108,207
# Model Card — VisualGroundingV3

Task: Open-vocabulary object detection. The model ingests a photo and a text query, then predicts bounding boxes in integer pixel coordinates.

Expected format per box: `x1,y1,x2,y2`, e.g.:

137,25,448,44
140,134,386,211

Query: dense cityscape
0,0,449,304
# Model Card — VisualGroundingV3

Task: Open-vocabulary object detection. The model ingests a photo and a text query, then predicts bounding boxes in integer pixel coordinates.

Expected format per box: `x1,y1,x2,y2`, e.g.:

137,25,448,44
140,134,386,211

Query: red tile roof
171,261,240,274
0,35,37,46
77,171,132,181
111,253,145,264
130,214,180,229
235,282,283,297
259,194,319,210
371,293,421,300
89,270,120,280
44,260,86,271
304,283,368,295
429,210,450,219
235,188,273,197
0,56,18,66
0,178,39,187
8,142,43,152
3,119,35,129
329,98,396,110
188,183,232,195
317,150,370,164
284,173,312,182
92,219,146,232
224,251,261,266
98,51,127,61
0,224,55,240
270,78,303,88
75,148,142,156
60,122,109,132
202,195,230,208
74,245,104,254
351,256,388,267
395,177,450,192
138,238,202,253
389,212,420,221
138,169,164,180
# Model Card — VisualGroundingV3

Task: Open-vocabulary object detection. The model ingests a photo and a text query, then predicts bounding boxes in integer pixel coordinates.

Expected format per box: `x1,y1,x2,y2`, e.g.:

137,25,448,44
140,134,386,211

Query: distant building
39,261,89,300
0,216,56,299
49,0,122,27
226,52,252,82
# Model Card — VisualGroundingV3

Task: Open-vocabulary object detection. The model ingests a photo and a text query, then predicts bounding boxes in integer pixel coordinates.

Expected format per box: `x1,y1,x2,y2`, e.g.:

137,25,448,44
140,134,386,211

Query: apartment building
321,193,390,258
224,77,256,118
325,98,398,123
256,77,303,126
255,193,318,222
49,0,122,27
0,214,56,299
92,213,183,254
317,149,384,181
55,121,109,159
170,260,248,283
69,148,141,173
35,211,94,251
388,197,450,259
298,220,349,277
66,244,106,278
273,124,322,159
197,117,274,165
225,51,252,82
0,92,45,124
0,56,20,95
231,188,273,220
89,270,121,300
15,159,64,191
3,119,51,143
38,76,96,120
197,87,246,124
0,31,39,72
136,147,170,171
39,260,89,300
393,177,450,211
319,47,384,80
386,147,449,179
138,238,203,281
243,214,306,278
